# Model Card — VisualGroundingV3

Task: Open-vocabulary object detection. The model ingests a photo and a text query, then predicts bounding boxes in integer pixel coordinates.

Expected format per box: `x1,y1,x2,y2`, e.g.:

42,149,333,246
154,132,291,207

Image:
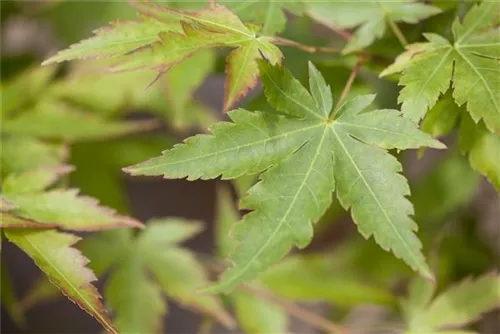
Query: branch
272,37,342,54
333,56,365,113
386,18,408,48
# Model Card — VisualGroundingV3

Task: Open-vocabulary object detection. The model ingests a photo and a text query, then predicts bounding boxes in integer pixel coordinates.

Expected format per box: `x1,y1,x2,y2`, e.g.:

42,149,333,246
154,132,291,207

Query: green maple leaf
43,2,282,111
125,61,444,291
79,219,234,333
221,0,303,35
404,274,500,333
381,1,500,132
305,0,441,53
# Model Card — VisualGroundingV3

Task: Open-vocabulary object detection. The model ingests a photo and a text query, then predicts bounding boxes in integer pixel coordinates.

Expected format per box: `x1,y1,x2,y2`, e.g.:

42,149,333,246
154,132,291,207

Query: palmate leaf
126,61,444,292
404,274,500,332
221,0,304,35
381,1,500,132
305,0,441,53
43,2,282,111
4,229,118,334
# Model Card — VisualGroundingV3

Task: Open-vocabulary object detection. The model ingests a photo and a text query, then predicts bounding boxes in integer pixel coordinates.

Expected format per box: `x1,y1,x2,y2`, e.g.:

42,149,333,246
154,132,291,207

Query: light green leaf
222,0,304,35
261,254,394,306
215,185,239,258
1,66,56,116
2,166,73,194
137,218,203,248
382,2,500,132
20,276,61,310
0,136,67,175
4,229,117,334
2,189,143,231
305,1,441,53
105,256,166,334
413,274,500,330
42,16,179,65
2,101,156,141
412,153,479,223
127,62,444,291
459,115,500,191
144,248,235,328
421,92,461,138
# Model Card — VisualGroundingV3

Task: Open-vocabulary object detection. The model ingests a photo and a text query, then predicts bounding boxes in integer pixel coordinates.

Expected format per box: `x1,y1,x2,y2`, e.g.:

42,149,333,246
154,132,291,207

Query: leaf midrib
223,127,329,288
14,232,115,334
134,123,323,172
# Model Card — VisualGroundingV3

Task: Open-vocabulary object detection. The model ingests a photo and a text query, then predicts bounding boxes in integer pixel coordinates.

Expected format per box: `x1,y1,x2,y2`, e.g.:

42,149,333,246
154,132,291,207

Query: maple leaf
42,2,282,111
403,274,500,332
381,1,500,132
221,0,304,35
78,219,234,333
125,61,445,291
305,0,441,53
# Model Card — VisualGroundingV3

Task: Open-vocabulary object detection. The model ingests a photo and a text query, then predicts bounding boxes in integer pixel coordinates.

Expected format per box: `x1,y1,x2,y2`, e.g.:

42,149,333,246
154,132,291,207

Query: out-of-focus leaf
221,0,303,35
105,255,166,334
0,136,67,176
412,154,479,223
2,101,157,141
4,229,117,334
1,66,57,116
1,261,26,326
2,166,73,194
421,93,461,138
70,136,172,213
459,115,500,191
306,1,441,53
261,254,394,306
20,276,61,310
407,274,500,331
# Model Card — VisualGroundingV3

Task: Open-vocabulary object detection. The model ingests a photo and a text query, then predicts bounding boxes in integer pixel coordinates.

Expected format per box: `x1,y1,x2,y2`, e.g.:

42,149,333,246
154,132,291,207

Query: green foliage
127,62,444,291
2,1,499,332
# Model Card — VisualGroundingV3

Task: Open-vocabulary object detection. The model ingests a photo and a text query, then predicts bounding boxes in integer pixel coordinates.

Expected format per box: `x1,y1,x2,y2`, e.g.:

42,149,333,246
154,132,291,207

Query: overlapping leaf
404,274,500,333
43,2,283,110
126,61,444,291
381,2,500,132
306,0,441,53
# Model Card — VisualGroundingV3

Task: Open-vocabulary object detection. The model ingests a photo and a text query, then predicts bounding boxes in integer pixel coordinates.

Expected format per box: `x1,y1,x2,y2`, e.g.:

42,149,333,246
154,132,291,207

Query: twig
332,57,365,114
386,18,408,48
241,285,348,334
272,36,342,54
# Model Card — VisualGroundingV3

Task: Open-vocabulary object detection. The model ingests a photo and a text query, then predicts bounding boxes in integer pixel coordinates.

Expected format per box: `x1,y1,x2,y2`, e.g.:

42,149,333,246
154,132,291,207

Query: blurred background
1,1,499,333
